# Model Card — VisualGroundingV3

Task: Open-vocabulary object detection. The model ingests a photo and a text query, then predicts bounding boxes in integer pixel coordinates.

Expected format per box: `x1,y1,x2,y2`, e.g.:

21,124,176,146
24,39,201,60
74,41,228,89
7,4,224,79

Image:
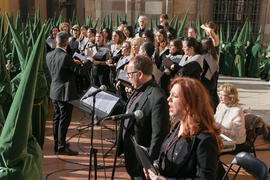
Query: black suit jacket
157,131,218,180
119,79,170,177
46,48,90,102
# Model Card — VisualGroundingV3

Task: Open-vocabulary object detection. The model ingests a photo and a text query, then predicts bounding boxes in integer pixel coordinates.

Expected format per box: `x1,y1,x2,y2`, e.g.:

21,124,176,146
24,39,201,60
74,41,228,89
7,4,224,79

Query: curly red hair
169,77,223,153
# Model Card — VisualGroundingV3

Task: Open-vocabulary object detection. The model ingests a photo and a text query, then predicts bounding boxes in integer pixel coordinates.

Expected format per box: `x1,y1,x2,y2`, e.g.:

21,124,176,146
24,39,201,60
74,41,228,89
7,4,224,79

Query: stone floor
42,76,270,180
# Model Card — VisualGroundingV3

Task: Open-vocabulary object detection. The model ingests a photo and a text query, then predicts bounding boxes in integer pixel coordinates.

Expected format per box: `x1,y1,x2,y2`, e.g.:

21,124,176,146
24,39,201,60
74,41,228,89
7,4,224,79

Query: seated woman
146,77,222,180
215,83,246,153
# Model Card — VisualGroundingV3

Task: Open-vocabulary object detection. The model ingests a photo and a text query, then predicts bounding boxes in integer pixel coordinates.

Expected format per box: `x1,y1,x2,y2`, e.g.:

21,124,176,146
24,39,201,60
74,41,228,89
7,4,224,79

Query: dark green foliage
93,18,99,29
196,12,202,41
149,17,153,31
177,9,189,38
154,15,158,28
56,11,63,27
86,15,93,28
169,16,175,27
173,15,179,31
123,13,127,22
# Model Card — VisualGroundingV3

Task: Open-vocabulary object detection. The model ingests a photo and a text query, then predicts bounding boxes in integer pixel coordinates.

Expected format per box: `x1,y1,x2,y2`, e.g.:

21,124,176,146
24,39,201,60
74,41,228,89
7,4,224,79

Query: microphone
82,85,107,99
103,110,143,121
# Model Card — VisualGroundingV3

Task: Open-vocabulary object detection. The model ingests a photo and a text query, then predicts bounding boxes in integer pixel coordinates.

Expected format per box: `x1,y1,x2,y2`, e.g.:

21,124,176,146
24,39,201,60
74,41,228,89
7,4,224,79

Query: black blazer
157,131,218,180
119,79,170,177
46,48,90,102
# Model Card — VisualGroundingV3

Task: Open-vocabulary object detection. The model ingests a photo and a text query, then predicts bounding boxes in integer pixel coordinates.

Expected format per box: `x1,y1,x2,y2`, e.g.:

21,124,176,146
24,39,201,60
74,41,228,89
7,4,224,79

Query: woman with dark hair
110,30,125,61
187,26,198,39
102,27,112,46
174,37,203,80
161,39,184,96
87,32,111,87
46,26,59,51
201,21,219,51
155,29,169,69
78,25,89,53
123,25,134,42
201,37,220,111
145,77,222,180
142,29,155,43
108,30,126,84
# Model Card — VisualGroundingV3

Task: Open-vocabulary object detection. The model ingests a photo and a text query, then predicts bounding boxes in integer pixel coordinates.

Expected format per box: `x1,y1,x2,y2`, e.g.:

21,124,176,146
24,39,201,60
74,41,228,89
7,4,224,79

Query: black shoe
93,119,100,125
56,147,78,156
54,143,70,154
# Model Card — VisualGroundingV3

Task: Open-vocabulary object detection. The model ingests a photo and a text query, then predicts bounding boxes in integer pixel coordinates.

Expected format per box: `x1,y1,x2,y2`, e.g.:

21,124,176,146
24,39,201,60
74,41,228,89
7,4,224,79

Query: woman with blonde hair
215,83,246,153
130,37,144,57
59,22,70,34
146,77,222,180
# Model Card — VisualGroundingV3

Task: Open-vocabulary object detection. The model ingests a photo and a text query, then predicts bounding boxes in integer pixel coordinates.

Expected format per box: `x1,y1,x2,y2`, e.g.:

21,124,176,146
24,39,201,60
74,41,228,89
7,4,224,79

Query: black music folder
163,57,174,69
131,136,158,175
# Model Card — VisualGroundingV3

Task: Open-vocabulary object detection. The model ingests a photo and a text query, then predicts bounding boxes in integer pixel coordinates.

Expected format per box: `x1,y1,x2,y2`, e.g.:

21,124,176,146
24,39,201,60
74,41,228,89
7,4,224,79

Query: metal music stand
72,86,120,180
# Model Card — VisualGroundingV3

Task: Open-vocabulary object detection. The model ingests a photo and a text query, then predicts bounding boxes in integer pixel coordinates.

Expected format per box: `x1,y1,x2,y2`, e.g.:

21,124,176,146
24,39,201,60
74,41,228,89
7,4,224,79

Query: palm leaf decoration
93,18,99,29
134,15,139,29
149,17,153,31
232,28,239,43
70,10,76,27
196,12,202,41
173,15,179,31
123,12,127,22
237,21,248,43
6,13,27,70
154,15,158,28
115,13,120,30
56,11,63,27
226,21,231,43
86,15,93,28
109,13,113,31
169,15,175,27
177,9,189,38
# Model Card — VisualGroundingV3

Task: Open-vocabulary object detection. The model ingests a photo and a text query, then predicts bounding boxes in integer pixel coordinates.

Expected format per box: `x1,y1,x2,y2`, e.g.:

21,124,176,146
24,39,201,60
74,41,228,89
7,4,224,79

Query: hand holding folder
130,136,159,176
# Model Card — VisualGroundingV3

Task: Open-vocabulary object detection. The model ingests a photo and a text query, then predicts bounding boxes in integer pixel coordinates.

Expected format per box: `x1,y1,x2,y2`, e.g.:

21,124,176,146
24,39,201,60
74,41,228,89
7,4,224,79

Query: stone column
260,0,270,49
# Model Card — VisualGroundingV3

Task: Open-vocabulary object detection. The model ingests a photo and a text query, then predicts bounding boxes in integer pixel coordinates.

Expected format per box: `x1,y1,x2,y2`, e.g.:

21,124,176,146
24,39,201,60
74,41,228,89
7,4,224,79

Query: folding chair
242,113,269,157
222,152,269,180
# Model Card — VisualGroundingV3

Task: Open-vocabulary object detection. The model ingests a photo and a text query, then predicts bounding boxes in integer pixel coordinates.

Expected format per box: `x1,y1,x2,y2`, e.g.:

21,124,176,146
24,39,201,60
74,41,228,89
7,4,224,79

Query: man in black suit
46,31,90,155
119,55,170,179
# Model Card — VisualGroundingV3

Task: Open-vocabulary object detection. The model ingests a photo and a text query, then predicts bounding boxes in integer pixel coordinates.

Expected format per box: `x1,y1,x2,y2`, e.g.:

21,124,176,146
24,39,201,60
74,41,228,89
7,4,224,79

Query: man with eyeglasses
118,55,170,180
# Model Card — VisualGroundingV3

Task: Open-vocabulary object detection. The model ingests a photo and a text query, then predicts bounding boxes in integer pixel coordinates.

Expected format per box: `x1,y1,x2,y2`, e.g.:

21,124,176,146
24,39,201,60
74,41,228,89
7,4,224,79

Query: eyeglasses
72,28,79,31
126,71,138,77
218,92,233,98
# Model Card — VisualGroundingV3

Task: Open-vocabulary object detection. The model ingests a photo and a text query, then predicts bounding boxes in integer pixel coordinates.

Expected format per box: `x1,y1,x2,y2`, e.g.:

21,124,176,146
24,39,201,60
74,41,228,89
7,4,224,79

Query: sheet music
116,69,131,85
220,134,236,152
73,52,88,61
220,134,232,141
80,87,119,117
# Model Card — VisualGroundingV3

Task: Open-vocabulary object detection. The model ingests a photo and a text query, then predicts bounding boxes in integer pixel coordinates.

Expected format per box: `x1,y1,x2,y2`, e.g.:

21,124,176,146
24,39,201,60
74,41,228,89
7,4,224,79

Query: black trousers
52,100,73,150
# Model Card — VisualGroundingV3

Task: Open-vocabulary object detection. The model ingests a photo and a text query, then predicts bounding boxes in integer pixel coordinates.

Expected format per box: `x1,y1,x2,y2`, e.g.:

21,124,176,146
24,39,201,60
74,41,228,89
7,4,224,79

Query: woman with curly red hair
146,77,222,180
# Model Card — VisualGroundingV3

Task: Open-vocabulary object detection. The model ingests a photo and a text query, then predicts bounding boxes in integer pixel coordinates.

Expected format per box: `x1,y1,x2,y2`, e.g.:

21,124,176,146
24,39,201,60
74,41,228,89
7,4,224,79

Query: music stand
76,86,119,180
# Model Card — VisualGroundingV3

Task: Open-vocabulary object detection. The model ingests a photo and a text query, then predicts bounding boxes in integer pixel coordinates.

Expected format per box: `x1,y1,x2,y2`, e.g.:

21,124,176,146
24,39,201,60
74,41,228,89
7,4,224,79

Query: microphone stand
111,119,124,180
88,94,98,180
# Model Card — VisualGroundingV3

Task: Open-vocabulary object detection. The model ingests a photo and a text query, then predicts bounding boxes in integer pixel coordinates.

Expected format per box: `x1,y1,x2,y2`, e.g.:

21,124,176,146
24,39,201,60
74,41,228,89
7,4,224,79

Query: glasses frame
126,71,138,77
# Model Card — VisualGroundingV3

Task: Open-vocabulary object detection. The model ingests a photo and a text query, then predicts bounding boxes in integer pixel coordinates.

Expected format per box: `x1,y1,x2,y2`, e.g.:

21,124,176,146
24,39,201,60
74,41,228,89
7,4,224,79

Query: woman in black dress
146,77,222,180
